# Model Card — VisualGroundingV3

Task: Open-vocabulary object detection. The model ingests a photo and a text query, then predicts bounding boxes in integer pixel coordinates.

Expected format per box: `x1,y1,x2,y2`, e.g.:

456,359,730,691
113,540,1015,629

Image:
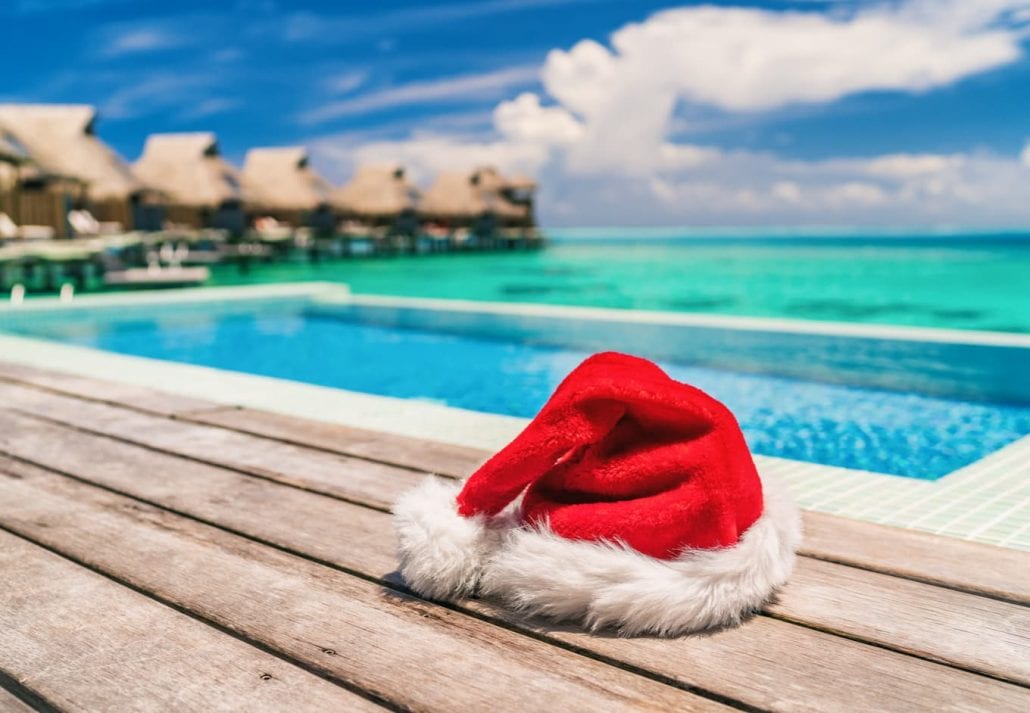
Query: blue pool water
10,310,1030,479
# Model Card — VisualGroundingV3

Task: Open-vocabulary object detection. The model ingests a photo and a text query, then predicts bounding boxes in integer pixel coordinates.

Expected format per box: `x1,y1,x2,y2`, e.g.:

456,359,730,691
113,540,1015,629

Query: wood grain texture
4,372,1027,608
1,382,421,509
800,510,1030,604
7,395,1030,683
5,406,1029,686
2,425,1026,712
477,604,1030,713
0,362,211,416
187,406,488,478
5,395,1030,681
768,557,1030,685
0,529,383,713
0,461,721,713
0,363,485,475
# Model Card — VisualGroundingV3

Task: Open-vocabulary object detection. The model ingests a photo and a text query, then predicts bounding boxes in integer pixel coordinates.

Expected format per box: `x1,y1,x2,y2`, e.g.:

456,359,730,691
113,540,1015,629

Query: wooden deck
0,361,1027,712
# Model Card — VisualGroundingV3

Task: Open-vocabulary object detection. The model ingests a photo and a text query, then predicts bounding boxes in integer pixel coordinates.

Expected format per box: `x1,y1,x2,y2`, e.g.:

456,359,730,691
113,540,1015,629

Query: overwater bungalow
0,135,27,166
419,170,480,229
0,165,76,239
134,133,246,234
420,166,531,237
0,104,164,233
334,164,420,235
0,134,76,239
0,136,27,228
501,174,537,228
241,147,336,234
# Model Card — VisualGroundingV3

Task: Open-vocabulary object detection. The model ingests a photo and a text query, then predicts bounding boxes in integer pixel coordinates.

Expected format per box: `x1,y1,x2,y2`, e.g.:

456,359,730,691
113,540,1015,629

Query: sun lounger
68,209,124,238
0,212,56,241
102,265,210,289
252,216,294,243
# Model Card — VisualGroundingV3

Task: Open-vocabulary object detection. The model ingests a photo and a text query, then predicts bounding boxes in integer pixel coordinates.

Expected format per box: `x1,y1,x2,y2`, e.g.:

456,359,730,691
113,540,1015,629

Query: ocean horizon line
545,225,1030,240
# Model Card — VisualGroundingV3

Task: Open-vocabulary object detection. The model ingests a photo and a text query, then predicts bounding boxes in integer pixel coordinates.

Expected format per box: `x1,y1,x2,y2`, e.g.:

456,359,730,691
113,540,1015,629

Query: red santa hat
394,352,802,636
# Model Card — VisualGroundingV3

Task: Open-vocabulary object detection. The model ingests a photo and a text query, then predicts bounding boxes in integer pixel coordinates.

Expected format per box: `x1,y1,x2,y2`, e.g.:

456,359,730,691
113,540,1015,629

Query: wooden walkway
0,362,1027,712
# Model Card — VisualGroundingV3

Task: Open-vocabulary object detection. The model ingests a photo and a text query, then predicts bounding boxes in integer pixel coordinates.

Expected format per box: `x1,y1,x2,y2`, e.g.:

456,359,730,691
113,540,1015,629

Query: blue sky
3,0,1030,226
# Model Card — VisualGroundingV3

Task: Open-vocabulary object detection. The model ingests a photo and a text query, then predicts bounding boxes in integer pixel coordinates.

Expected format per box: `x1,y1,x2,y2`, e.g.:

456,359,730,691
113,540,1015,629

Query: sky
3,0,1030,227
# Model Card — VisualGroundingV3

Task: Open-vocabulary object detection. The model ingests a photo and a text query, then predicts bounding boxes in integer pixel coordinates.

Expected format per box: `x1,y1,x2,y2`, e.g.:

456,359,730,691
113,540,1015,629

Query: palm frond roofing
134,132,243,208
0,104,145,199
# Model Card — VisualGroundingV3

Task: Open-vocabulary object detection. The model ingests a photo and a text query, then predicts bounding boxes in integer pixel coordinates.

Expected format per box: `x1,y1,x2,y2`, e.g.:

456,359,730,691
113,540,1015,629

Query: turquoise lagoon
207,229,1030,333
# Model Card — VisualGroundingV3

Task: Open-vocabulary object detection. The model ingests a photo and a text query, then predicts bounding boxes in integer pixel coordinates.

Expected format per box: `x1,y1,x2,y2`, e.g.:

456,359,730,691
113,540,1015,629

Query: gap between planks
0,672,53,713
2,388,1029,687
1,455,1027,713
0,459,729,713
0,527,389,713
0,364,1025,607
0,422,1025,713
1,374,1027,610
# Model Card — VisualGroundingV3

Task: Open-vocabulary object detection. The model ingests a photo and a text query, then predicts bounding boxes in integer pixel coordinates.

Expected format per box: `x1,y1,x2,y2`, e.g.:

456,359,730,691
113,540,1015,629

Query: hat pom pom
394,477,507,600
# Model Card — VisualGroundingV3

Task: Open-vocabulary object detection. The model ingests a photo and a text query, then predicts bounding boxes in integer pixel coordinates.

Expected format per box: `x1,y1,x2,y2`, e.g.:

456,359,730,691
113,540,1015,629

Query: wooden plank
474,602,1030,713
2,425,1027,710
0,460,721,713
8,372,1030,605
5,378,1029,607
0,529,383,713
186,405,487,477
767,557,1030,684
0,362,212,416
8,370,1030,605
181,405,1030,604
0,364,486,475
193,402,1030,606
0,382,422,509
0,688,37,713
5,406,1030,687
800,510,1030,605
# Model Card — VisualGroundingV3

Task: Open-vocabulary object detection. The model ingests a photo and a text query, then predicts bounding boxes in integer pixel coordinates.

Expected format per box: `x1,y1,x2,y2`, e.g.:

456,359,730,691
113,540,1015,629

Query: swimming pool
204,230,1030,333
5,290,1028,480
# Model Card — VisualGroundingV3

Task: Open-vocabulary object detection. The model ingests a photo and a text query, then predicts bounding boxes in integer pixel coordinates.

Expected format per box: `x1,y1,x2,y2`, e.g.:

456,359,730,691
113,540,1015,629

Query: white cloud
586,3,1023,114
657,143,721,172
771,181,802,205
493,92,583,145
279,0,609,43
300,66,539,124
548,145,1030,225
100,27,187,58
100,73,215,120
178,97,240,120
862,153,966,178
531,0,1030,173
318,0,1030,225
824,181,889,207
315,133,552,186
326,71,368,95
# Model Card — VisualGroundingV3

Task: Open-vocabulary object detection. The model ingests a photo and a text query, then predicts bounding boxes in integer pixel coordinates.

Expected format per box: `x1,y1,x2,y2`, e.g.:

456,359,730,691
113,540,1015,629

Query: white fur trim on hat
479,471,802,636
393,477,513,600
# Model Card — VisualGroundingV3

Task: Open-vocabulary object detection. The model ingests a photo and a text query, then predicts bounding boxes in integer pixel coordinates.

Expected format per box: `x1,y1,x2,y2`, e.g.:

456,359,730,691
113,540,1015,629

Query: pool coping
1,282,1027,551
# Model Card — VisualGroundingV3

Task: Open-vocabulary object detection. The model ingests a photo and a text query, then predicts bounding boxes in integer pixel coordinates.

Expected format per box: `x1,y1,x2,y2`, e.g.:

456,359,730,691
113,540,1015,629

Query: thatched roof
334,164,418,218
241,147,332,212
416,171,478,219
0,104,145,199
134,132,242,208
0,134,28,165
420,166,529,220
506,174,537,191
